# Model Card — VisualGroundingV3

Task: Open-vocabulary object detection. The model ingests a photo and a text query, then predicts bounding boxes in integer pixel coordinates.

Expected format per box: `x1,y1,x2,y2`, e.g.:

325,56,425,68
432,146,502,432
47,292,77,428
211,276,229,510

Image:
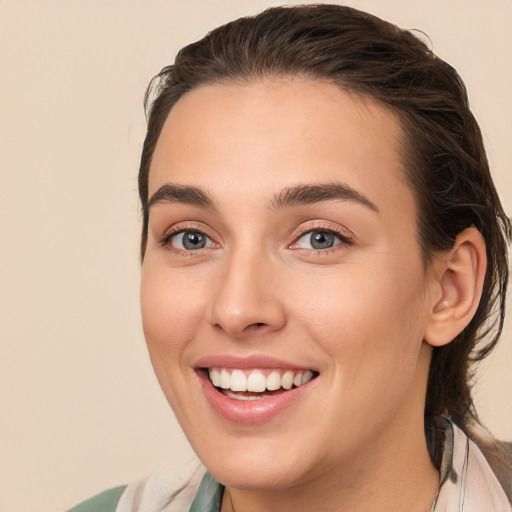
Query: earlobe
424,227,487,347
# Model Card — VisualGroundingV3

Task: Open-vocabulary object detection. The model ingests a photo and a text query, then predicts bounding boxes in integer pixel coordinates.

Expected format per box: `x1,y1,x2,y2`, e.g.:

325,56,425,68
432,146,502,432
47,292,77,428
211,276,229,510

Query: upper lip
193,353,317,371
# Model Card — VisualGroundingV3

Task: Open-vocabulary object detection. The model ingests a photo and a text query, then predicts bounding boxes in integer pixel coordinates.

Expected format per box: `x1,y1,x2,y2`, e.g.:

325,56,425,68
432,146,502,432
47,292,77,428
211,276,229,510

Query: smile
194,355,319,423
208,368,315,400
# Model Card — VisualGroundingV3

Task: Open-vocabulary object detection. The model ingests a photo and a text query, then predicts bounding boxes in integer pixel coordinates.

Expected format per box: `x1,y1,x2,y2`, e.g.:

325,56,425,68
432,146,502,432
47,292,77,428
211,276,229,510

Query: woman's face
141,80,437,490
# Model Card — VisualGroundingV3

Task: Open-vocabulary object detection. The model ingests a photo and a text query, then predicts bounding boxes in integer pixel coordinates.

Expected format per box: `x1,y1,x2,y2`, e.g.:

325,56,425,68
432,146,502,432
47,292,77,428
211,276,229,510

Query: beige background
0,1,510,511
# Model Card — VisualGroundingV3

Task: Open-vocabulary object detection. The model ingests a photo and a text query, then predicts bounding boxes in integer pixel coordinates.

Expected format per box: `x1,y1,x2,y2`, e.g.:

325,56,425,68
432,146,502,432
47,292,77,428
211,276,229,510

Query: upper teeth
208,368,314,392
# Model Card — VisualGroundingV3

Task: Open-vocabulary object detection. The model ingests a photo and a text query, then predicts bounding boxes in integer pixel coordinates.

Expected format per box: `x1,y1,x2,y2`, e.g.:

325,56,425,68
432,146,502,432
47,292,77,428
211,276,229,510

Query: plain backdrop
0,1,511,511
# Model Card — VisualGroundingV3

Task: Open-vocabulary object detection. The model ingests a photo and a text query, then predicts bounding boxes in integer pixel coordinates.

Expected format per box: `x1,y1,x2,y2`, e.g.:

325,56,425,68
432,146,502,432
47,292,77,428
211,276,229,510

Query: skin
141,80,443,512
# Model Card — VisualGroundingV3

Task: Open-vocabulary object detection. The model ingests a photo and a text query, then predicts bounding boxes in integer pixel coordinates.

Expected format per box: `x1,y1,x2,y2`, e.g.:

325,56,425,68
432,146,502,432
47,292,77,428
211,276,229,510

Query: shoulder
117,459,206,512
437,420,512,511
66,486,127,512
66,459,205,512
466,421,512,501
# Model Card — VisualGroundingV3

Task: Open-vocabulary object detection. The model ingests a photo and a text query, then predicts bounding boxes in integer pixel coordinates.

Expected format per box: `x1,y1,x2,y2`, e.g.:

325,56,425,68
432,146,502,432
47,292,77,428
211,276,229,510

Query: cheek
288,261,428,381
140,264,211,421
140,263,207,360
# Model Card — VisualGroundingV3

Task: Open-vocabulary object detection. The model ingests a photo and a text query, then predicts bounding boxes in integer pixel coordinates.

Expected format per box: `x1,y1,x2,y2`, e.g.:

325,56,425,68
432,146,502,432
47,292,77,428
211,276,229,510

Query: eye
169,230,214,250
294,230,346,250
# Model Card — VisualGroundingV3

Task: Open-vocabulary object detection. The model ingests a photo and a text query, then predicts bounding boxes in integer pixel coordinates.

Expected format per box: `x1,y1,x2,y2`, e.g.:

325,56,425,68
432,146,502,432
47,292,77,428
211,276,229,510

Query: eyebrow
147,181,379,214
148,184,216,211
270,183,379,213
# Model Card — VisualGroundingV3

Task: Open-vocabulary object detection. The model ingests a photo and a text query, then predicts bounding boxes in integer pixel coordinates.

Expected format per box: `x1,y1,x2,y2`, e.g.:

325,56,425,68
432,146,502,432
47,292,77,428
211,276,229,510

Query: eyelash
157,224,217,253
291,225,354,253
157,224,353,255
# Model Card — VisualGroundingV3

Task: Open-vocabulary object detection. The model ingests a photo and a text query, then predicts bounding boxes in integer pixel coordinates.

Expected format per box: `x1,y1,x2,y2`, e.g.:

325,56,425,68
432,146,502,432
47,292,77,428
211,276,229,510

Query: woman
69,4,511,511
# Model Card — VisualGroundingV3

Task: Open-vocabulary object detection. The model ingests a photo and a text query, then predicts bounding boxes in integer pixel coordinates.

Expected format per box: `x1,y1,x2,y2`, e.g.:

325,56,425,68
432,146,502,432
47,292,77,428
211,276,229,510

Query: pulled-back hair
138,4,510,465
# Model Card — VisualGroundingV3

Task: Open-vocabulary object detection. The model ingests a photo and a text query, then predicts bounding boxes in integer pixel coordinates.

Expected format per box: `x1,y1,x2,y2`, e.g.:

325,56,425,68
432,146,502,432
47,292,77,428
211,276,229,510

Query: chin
209,462,301,491
194,435,315,491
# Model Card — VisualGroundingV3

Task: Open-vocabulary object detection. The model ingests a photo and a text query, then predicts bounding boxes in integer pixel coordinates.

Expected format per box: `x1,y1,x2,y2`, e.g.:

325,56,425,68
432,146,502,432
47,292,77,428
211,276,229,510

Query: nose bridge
208,242,286,336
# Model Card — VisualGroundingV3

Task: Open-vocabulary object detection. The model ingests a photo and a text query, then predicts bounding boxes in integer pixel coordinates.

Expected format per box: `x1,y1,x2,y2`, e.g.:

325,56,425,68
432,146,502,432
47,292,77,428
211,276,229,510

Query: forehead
149,79,415,220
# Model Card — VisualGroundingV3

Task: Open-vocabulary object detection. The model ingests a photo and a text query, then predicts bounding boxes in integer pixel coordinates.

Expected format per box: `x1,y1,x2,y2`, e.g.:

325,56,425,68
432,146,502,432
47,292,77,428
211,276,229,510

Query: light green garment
188,471,223,512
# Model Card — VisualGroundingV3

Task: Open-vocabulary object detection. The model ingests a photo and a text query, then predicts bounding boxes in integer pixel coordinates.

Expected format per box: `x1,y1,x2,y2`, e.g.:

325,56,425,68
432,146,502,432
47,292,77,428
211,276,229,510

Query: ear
424,227,487,347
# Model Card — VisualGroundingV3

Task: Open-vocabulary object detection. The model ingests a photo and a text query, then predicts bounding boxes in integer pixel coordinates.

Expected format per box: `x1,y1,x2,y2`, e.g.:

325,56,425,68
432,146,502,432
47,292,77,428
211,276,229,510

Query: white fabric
435,423,510,511
117,459,203,512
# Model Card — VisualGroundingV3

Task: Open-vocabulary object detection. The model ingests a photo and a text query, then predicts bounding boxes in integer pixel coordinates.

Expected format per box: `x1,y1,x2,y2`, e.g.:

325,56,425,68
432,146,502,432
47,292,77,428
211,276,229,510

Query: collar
433,418,511,511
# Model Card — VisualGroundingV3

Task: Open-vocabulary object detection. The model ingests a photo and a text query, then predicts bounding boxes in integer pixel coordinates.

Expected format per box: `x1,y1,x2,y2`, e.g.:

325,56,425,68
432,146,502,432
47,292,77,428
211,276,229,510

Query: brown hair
138,4,510,463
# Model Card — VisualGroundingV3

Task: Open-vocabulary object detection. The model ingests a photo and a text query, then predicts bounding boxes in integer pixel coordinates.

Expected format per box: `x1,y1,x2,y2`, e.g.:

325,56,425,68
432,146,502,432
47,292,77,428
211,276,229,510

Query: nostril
244,322,267,331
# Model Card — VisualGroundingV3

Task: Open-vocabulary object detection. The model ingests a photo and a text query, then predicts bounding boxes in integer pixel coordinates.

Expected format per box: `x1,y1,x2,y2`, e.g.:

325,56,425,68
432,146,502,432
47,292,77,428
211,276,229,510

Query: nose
207,250,287,337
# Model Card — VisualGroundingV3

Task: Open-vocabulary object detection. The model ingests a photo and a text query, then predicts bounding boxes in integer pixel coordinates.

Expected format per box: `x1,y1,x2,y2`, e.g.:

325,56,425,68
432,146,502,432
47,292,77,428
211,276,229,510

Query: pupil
183,232,206,250
310,231,334,249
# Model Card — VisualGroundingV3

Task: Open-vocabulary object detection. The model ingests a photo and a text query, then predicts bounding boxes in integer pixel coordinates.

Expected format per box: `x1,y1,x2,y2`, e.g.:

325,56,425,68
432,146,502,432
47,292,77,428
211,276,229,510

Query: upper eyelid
292,229,352,248
287,224,355,255
160,221,215,237
157,223,216,247
295,225,347,237
292,221,355,240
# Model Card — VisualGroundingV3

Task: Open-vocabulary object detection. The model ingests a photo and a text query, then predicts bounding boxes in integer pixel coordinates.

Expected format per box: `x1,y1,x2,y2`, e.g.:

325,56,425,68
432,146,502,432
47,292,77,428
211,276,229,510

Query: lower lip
197,371,315,424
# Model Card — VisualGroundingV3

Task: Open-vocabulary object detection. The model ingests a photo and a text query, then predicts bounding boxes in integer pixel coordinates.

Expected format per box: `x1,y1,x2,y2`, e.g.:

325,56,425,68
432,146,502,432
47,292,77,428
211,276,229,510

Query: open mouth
206,367,318,401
